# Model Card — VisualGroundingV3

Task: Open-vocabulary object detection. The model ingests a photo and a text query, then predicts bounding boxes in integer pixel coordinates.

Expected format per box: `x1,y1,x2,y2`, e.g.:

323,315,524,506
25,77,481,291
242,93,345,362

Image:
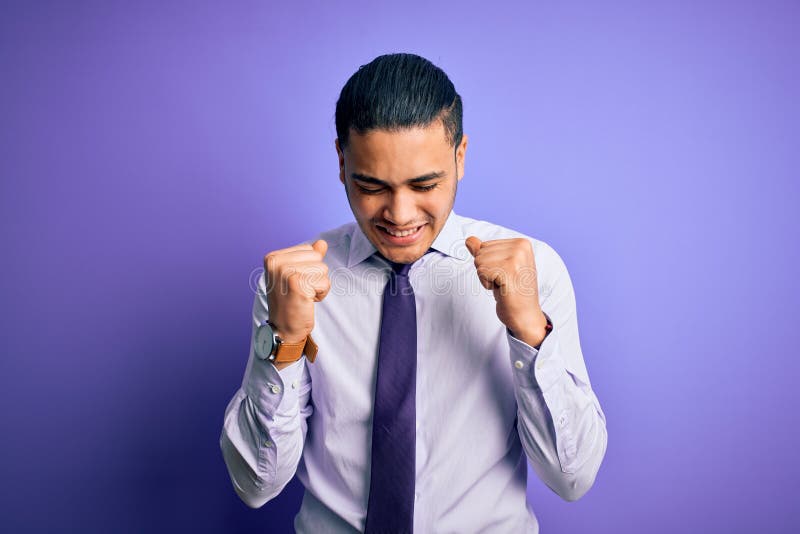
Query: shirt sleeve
219,271,313,509
506,241,608,502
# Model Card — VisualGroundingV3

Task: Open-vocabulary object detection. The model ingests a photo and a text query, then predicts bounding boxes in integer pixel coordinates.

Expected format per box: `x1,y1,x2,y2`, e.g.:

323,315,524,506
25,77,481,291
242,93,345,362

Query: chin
370,223,434,264
380,247,428,264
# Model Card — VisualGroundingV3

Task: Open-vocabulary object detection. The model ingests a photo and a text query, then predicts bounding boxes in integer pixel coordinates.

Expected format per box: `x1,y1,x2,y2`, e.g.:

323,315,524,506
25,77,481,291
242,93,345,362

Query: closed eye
413,183,438,192
357,183,439,195
357,186,384,195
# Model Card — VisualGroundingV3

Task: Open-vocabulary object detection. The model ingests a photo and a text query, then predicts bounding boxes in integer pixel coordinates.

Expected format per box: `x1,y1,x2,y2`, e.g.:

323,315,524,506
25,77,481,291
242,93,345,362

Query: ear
456,133,468,181
335,138,345,184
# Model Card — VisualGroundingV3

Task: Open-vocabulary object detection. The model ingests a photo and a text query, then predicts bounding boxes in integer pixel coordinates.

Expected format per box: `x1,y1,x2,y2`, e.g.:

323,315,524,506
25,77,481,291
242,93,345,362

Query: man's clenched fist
264,239,330,344
465,236,549,348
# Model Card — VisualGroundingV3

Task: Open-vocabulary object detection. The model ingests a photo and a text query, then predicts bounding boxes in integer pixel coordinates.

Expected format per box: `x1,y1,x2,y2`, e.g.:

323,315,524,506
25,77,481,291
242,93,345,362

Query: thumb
312,239,328,258
465,236,482,257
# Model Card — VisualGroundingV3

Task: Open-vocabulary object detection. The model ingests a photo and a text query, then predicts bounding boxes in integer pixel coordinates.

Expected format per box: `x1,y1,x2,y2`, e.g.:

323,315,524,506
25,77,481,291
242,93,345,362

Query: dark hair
335,53,463,150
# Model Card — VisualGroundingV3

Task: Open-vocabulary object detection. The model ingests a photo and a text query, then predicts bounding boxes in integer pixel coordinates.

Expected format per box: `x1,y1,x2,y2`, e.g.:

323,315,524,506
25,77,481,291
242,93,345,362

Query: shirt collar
347,209,472,268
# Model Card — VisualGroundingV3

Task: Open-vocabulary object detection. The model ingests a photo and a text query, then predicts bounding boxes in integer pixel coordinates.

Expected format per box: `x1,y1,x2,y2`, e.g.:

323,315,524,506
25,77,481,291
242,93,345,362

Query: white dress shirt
220,209,608,533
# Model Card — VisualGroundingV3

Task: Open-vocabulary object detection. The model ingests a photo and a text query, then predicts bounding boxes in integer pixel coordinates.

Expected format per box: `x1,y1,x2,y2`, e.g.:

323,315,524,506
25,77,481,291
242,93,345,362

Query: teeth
382,225,420,237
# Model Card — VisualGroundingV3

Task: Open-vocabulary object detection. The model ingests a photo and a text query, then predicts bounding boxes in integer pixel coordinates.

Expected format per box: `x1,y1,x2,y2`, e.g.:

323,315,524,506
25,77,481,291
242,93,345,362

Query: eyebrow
350,171,446,186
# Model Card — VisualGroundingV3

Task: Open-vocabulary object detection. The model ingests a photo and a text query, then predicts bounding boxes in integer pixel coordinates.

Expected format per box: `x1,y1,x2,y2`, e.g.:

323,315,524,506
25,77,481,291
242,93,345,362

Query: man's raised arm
220,240,329,507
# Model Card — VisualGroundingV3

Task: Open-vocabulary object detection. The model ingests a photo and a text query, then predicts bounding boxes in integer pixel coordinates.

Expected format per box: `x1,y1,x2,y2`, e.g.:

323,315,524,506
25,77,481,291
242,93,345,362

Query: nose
382,188,418,226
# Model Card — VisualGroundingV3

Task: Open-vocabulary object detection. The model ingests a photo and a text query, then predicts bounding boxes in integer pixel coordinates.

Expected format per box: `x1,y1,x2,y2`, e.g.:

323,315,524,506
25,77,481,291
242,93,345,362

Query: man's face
336,120,468,264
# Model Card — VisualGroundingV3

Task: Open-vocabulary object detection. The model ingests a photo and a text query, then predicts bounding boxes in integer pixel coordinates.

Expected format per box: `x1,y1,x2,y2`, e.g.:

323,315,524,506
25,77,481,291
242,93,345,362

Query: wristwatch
254,320,318,364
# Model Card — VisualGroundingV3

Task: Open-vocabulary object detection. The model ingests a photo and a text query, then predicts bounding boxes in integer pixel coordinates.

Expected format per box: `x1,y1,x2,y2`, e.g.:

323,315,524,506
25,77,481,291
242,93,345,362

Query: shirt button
514,360,524,369
415,492,420,502
270,385,281,394
291,380,299,389
264,440,273,448
536,361,544,370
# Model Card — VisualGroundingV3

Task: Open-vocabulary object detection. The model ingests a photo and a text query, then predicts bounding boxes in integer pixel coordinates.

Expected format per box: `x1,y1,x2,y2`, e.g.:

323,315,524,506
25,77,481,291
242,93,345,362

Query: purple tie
364,251,430,534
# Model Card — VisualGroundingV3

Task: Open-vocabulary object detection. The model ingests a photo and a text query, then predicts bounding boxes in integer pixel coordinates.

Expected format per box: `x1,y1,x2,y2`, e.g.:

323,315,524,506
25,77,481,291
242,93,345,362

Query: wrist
256,320,318,364
269,321,308,344
510,311,552,349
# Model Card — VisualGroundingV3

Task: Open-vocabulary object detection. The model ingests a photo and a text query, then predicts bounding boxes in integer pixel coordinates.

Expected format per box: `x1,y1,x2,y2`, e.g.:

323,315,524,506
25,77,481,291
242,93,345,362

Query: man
220,53,607,533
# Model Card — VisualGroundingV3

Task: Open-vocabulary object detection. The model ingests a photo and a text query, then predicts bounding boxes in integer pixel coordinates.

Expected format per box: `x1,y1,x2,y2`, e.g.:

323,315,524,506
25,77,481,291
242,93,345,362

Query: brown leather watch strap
304,335,318,363
273,334,318,364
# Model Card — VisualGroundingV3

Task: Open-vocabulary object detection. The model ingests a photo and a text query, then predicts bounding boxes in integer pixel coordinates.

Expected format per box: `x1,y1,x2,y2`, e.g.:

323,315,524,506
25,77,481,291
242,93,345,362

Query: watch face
254,323,276,360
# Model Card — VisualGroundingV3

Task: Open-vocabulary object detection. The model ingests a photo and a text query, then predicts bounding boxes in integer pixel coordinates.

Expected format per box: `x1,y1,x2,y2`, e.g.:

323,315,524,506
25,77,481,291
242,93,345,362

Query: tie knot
389,261,412,277
375,248,434,277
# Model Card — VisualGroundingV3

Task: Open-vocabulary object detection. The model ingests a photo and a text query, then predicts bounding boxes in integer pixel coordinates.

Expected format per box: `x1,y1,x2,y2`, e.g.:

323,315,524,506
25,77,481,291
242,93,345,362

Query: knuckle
287,272,302,290
282,265,298,278
264,253,276,270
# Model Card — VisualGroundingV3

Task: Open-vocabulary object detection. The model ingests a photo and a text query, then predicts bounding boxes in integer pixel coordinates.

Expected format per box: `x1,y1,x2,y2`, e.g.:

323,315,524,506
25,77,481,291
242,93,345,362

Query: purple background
2,1,798,532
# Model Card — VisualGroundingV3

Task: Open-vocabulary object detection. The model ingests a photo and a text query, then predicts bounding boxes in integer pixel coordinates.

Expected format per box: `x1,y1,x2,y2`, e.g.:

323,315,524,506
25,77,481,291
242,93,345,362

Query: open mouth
376,223,426,244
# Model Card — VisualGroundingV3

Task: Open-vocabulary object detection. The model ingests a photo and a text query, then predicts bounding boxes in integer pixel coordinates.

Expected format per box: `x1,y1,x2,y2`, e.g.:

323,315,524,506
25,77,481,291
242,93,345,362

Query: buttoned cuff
506,327,565,392
243,356,306,420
